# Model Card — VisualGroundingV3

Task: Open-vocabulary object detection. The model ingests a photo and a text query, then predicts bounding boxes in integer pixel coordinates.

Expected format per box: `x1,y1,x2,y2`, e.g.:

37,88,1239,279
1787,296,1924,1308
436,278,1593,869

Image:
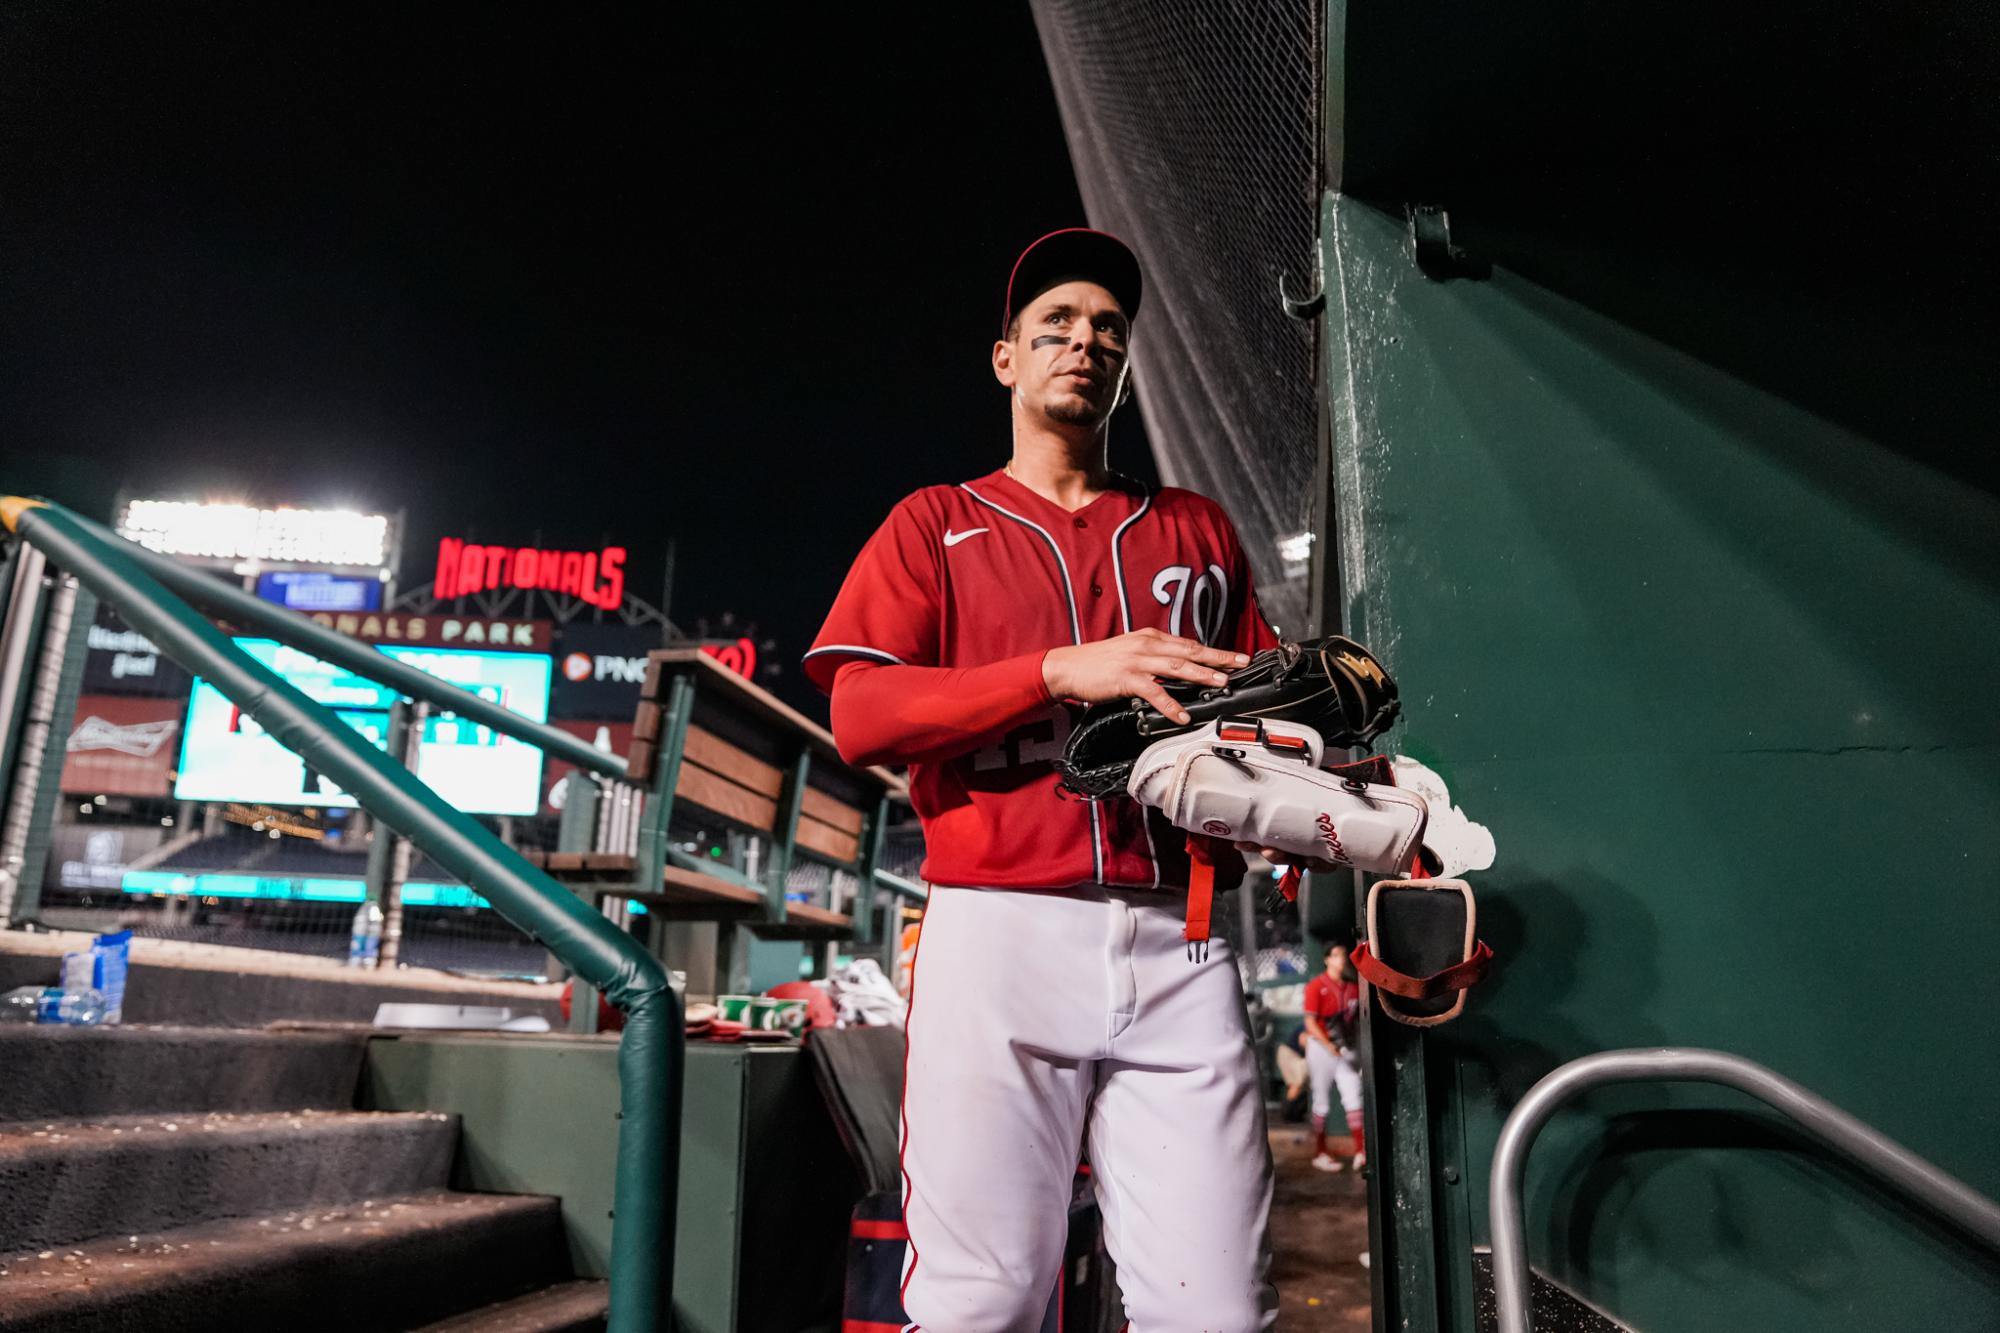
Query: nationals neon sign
434,538,626,610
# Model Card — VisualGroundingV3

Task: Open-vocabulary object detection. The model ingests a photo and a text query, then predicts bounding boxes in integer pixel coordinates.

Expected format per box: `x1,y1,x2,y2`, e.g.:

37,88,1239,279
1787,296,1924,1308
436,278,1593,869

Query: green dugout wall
1316,1,2000,1329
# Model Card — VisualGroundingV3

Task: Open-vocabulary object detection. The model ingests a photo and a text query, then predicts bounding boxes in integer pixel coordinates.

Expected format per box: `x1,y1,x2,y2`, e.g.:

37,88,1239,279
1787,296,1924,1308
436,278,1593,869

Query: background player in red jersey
806,229,1325,1331
1303,938,1366,1173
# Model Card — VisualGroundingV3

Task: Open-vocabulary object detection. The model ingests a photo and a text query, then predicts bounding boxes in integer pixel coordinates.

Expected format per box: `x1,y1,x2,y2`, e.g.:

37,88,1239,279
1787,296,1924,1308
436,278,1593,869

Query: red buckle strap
1351,940,1493,1001
1184,835,1217,962
1217,717,1312,757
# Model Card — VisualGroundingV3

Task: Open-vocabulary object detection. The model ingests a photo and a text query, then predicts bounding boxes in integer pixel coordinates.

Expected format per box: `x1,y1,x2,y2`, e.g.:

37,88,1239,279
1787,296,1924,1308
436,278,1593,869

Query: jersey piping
1107,492,1152,634
1108,492,1160,889
803,644,908,668
957,484,1085,644
958,483,1102,884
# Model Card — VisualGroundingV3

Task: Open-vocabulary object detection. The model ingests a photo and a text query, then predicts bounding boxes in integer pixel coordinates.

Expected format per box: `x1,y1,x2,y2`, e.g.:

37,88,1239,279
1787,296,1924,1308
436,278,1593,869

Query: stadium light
116,500,391,568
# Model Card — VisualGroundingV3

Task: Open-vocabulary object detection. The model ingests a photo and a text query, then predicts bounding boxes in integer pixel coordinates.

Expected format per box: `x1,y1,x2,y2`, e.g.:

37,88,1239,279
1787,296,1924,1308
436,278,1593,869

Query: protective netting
1031,0,1322,637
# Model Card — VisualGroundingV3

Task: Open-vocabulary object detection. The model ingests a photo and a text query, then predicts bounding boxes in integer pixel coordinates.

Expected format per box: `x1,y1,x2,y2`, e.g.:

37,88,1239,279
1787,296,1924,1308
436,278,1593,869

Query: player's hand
1234,841,1342,874
1042,629,1249,723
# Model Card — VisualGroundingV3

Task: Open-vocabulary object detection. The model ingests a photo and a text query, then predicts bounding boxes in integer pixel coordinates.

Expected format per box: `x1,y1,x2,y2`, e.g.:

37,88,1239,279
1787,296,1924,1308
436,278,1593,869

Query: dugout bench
526,648,917,1027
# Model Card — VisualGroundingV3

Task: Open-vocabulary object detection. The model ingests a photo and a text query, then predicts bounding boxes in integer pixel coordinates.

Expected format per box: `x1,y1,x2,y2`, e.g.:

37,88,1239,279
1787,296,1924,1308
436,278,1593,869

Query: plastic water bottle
1,986,51,1023
1,985,108,1025
348,901,384,968
61,930,130,1025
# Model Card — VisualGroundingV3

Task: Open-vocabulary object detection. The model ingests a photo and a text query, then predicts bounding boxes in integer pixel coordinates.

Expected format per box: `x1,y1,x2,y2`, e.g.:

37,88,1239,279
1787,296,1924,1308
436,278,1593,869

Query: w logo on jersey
1151,563,1229,645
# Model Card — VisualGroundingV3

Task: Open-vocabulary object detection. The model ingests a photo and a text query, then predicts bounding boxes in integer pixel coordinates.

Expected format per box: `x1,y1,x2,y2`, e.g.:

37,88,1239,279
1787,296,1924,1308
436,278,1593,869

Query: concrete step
0,929,564,1029
0,1109,457,1254
0,1190,572,1333
0,1025,367,1121
408,1279,609,1333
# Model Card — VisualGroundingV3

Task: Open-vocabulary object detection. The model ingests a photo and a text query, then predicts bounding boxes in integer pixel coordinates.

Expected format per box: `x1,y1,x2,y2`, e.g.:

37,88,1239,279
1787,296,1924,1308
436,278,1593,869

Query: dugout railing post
0,570,94,928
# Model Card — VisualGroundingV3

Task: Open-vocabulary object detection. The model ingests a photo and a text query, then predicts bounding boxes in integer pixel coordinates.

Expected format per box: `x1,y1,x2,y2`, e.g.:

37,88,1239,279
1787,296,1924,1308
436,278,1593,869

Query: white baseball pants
1305,1036,1363,1123
900,884,1277,1333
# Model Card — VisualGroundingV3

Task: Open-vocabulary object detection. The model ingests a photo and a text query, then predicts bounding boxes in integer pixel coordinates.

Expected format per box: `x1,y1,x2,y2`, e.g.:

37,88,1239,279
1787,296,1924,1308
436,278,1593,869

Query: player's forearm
829,655,1054,768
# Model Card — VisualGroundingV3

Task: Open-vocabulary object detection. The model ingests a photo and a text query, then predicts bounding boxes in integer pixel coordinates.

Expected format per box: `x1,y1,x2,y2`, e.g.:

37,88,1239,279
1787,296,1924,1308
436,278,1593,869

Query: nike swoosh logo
942,528,989,548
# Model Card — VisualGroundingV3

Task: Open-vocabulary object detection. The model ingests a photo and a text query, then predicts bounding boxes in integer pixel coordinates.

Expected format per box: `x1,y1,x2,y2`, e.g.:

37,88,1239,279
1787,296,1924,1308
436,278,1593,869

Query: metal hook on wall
1279,270,1326,321
1406,204,1488,280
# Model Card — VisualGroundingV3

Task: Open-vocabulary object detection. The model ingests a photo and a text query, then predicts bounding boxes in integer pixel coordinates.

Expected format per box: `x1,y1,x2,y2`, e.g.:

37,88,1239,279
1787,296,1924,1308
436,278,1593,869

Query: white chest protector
1128,717,1429,876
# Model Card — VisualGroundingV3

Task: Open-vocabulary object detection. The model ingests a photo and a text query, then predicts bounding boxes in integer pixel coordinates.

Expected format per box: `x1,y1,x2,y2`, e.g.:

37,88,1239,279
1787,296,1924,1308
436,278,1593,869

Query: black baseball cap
1002,228,1143,335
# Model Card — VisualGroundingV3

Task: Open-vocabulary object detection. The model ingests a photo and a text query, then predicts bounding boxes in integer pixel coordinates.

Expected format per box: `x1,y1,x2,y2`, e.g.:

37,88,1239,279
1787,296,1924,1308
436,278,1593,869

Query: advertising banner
539,719,635,815
298,612,551,652
255,569,383,613
61,694,186,797
550,621,664,720
81,606,194,697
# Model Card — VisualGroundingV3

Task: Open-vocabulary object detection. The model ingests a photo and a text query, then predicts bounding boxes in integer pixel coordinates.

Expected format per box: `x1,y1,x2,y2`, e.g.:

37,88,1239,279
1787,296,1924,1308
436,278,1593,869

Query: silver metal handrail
1490,1048,2000,1333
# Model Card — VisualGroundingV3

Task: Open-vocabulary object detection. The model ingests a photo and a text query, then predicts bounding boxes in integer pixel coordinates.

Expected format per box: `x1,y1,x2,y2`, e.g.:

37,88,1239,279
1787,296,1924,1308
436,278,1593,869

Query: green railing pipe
875,869,929,901
54,510,627,780
1,497,677,1333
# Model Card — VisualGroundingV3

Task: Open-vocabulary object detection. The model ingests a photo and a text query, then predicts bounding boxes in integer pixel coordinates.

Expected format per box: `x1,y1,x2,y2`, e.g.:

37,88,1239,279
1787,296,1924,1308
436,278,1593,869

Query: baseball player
807,229,1326,1331
1301,938,1366,1172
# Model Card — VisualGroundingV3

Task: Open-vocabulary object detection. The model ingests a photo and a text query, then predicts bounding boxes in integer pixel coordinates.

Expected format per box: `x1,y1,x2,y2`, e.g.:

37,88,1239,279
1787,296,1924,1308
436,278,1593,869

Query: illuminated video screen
174,638,551,816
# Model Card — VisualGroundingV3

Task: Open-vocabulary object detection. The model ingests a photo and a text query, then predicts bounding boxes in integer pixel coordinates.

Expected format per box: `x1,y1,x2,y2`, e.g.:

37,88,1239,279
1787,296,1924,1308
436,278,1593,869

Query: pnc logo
562,652,647,685
1316,811,1350,864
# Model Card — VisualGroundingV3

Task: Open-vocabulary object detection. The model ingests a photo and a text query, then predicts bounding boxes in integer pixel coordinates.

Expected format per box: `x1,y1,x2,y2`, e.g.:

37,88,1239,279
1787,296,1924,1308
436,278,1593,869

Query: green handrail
875,869,929,901
1,496,678,1333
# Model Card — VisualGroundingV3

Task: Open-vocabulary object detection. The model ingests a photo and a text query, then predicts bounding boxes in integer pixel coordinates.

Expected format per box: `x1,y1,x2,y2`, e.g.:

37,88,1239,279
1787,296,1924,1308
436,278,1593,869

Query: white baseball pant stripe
1305,1036,1363,1123
900,884,1276,1333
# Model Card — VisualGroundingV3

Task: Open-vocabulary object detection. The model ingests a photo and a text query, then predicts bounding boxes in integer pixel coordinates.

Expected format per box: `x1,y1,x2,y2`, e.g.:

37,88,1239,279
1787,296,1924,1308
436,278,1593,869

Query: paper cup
750,997,808,1034
767,998,808,1034
716,994,754,1024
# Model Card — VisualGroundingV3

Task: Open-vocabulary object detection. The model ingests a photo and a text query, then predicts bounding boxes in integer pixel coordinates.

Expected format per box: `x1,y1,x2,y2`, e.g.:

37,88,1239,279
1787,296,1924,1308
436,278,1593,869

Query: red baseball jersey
806,466,1280,891
1303,971,1360,1045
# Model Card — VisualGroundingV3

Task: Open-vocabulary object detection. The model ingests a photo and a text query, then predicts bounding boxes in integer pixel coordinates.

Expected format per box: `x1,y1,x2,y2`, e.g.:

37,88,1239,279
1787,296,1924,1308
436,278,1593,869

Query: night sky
2,4,1157,715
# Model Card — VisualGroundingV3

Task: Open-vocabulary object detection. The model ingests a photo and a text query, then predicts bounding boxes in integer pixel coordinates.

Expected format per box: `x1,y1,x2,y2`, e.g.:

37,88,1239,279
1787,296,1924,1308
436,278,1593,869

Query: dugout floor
1267,1123,1372,1330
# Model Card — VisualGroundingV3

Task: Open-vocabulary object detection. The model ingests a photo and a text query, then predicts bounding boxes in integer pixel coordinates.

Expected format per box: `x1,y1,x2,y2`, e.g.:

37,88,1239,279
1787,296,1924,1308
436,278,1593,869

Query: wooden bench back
628,649,899,873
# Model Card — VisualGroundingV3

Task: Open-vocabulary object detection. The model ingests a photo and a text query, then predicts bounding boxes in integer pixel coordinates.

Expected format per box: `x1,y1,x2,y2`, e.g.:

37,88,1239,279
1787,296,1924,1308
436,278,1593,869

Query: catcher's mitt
1054,635,1400,800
